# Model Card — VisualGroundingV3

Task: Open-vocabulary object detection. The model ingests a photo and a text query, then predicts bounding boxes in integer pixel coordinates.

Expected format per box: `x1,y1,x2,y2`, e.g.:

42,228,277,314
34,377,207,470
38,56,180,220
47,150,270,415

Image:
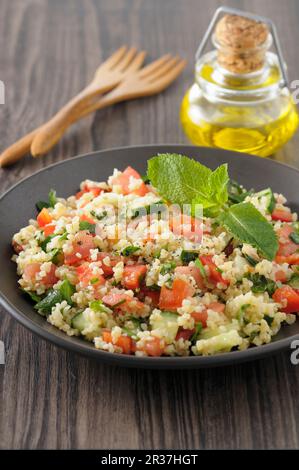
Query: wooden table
1,0,299,450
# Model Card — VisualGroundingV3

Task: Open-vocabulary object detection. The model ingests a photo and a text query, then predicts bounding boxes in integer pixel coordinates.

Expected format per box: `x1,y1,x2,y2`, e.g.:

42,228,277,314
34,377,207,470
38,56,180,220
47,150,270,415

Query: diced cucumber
199,321,239,340
150,311,179,344
71,311,89,332
90,300,112,314
255,188,276,214
195,329,243,354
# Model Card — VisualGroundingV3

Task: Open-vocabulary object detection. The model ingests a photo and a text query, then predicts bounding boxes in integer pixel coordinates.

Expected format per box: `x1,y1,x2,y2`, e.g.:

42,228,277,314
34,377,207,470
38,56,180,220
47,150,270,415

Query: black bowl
1,144,299,369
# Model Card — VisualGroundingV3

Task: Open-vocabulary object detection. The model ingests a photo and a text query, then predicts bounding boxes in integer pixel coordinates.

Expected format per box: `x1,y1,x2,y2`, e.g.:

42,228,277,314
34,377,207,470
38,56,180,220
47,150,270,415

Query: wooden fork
0,46,146,167
30,55,186,157
0,54,185,166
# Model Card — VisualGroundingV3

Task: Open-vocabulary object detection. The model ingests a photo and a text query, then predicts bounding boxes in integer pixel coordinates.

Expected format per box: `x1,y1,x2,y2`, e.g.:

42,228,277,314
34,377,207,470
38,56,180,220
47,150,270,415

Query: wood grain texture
1,0,299,450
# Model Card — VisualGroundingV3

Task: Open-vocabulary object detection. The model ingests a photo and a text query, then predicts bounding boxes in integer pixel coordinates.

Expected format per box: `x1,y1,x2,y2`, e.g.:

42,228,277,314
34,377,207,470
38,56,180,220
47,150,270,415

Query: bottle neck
195,50,284,104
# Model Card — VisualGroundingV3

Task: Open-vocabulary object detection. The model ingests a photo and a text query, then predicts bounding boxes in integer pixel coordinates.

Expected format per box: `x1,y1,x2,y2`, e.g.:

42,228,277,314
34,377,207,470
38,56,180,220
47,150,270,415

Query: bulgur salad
11,153,299,357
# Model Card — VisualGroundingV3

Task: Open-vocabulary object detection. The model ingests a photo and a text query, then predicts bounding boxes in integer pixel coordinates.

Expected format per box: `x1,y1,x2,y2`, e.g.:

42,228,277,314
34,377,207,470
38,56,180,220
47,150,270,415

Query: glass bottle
180,8,299,157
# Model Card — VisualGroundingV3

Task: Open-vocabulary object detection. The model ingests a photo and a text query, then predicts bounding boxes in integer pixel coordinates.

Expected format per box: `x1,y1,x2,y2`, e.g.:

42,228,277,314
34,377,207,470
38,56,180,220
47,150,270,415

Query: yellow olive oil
180,87,299,157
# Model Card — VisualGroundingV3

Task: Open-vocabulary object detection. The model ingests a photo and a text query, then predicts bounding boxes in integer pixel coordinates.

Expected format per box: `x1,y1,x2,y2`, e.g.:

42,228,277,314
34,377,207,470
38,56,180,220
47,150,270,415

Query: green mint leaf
36,189,57,211
40,235,55,252
59,279,75,305
248,273,276,296
264,315,274,326
90,210,107,221
180,250,198,264
148,153,211,205
209,164,229,206
35,290,63,316
288,273,299,289
228,180,253,204
243,254,258,267
79,220,96,233
147,154,229,217
36,200,50,211
160,261,176,275
190,322,203,343
21,289,42,303
48,189,57,208
90,300,112,314
289,232,299,244
121,246,140,256
194,258,207,278
219,202,278,260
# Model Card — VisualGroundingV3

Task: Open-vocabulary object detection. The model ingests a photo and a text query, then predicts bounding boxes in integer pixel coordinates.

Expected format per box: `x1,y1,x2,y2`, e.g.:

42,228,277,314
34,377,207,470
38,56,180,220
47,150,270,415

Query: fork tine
139,54,172,78
113,46,138,71
125,50,147,73
101,45,128,69
146,56,181,82
150,59,186,91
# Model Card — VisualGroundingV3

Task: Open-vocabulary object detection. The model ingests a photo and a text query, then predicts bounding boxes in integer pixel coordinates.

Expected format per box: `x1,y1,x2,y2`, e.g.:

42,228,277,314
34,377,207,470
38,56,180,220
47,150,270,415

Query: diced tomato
276,224,298,257
208,301,225,313
159,278,195,311
191,302,225,328
272,208,293,222
89,187,103,197
112,166,148,196
23,262,58,287
64,231,94,265
175,266,205,289
96,252,122,277
273,285,299,313
102,330,133,354
275,270,288,282
80,214,96,225
75,185,103,199
75,190,85,199
122,265,147,290
277,224,294,240
12,240,24,254
102,292,146,315
170,213,203,243
41,263,59,287
23,262,41,281
191,310,208,327
275,254,299,265
43,223,56,237
117,335,134,354
175,328,194,341
102,330,112,342
37,208,52,227
140,288,160,307
102,292,131,307
76,262,105,287
200,255,229,286
137,336,165,356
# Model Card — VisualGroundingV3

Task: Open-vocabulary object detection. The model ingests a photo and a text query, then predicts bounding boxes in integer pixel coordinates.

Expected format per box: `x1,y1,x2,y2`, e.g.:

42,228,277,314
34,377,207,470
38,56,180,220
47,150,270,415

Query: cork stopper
214,14,270,74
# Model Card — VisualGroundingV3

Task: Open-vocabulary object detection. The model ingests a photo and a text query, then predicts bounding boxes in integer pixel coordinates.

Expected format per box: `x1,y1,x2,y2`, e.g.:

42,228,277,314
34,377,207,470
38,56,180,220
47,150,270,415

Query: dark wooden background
1,0,299,449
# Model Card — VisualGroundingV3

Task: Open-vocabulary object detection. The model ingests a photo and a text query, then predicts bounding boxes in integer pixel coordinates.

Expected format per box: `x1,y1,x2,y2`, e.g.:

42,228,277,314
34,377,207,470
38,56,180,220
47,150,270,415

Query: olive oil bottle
180,8,299,157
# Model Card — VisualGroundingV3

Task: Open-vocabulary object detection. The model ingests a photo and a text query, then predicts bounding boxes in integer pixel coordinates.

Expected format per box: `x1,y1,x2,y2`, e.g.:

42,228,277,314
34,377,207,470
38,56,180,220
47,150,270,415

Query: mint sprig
218,202,278,260
147,153,228,217
147,153,279,261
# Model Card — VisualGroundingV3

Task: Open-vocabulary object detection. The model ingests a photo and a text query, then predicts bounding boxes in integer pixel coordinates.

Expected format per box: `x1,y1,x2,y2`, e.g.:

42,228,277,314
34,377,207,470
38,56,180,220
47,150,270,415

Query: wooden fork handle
30,90,126,158
0,129,40,167
30,82,117,157
0,84,114,166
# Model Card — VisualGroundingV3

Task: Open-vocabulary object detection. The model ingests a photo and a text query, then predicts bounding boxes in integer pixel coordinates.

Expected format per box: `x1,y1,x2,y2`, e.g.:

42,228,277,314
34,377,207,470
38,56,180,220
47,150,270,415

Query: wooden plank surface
0,0,299,449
